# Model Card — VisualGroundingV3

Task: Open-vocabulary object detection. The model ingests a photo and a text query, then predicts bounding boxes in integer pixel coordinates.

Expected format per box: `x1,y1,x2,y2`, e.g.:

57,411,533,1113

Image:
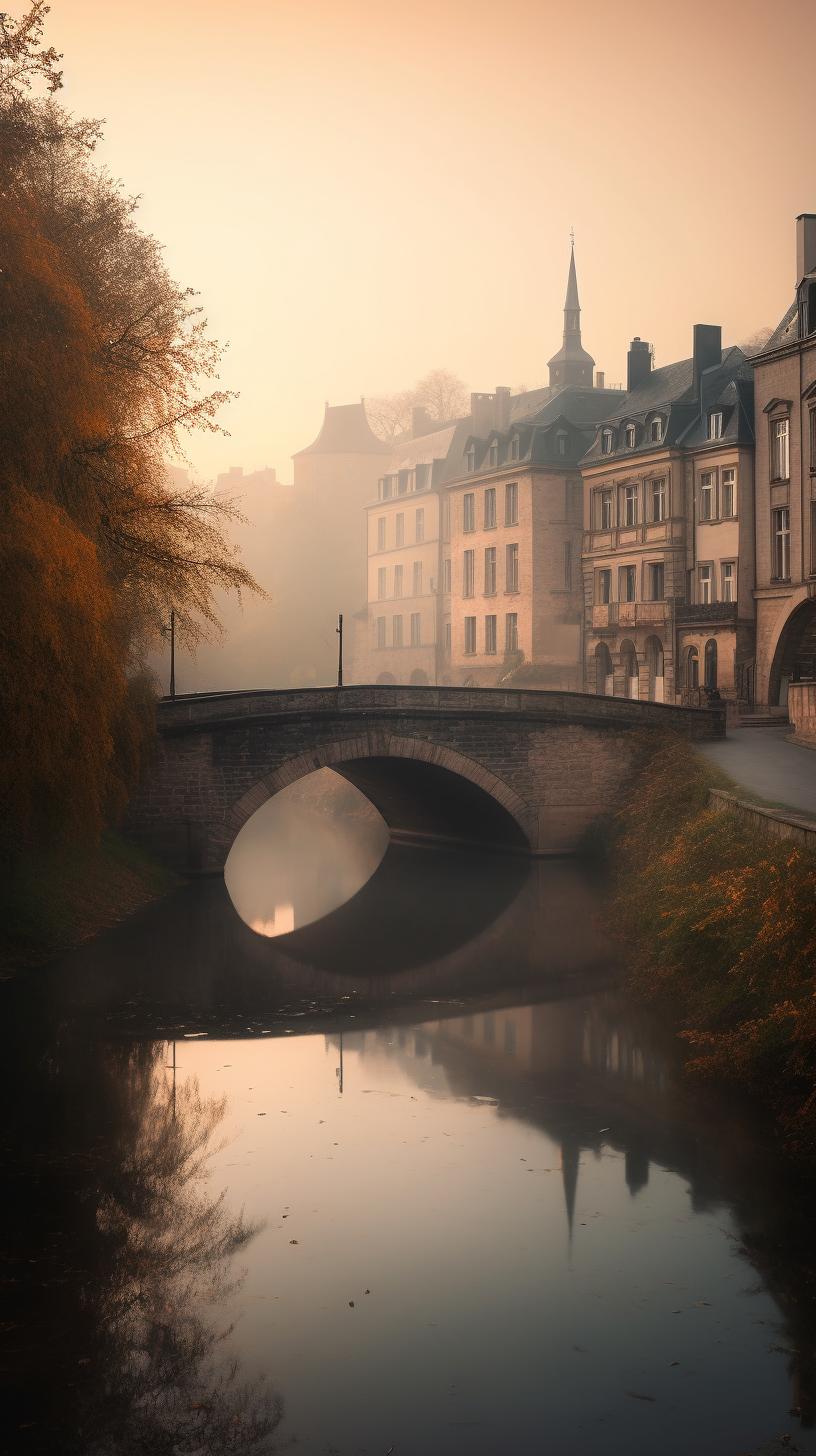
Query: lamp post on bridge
160,610,176,699
336,613,343,688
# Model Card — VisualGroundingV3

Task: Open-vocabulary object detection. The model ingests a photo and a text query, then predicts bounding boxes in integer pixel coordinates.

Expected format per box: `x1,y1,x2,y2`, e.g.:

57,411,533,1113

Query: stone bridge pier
127,686,725,871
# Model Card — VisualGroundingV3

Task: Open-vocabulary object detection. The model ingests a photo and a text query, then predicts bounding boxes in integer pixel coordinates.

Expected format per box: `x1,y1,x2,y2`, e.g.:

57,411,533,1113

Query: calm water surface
2,774,814,1455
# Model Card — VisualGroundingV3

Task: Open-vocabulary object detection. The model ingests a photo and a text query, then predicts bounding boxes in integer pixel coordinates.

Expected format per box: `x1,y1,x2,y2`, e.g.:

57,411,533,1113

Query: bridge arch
223,733,536,857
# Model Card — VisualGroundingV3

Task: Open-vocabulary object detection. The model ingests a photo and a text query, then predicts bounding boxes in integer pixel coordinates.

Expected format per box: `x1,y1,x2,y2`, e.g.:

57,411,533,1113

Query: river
1,770,814,1455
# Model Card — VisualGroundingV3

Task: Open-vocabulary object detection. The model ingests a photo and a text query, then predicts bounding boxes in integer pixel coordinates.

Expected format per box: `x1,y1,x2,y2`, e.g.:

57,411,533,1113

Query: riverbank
599,730,816,1167
0,833,179,977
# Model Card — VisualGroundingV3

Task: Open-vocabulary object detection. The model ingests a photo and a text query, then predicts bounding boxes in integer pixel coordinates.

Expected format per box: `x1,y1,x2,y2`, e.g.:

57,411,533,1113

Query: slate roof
293,401,389,457
442,386,628,483
757,301,799,356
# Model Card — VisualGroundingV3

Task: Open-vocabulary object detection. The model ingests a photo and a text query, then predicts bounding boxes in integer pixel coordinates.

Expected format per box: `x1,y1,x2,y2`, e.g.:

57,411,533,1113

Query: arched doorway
620,639,639,699
594,641,613,695
704,639,718,692
686,647,699,692
768,599,816,706
376,671,397,685
409,668,429,686
645,636,664,702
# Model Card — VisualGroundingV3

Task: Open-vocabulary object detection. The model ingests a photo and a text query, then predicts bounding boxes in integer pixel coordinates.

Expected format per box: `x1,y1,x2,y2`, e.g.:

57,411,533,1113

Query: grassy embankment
0,833,178,976
600,731,816,1166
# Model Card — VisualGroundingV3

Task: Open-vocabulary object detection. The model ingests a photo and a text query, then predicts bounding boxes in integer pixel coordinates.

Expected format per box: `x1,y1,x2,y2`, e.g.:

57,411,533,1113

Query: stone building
444,253,625,688
581,329,755,703
750,214,816,711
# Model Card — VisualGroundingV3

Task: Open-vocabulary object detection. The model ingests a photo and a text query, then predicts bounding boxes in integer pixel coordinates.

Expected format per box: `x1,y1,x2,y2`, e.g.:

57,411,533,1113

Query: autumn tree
0,4,261,850
365,367,469,443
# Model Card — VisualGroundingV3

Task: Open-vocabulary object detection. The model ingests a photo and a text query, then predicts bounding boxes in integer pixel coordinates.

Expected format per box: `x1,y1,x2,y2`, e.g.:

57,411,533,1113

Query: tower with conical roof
547,244,595,389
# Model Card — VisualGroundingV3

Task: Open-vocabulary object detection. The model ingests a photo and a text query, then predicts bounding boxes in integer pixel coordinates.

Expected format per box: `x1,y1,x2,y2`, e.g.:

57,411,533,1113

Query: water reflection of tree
1,1031,281,1455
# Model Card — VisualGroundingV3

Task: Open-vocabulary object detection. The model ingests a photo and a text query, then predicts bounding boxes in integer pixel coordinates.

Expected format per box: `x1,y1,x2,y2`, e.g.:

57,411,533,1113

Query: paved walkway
698,727,816,816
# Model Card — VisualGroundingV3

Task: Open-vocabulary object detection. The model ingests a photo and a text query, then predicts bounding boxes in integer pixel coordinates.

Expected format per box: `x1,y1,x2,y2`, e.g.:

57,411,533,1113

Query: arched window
620,639,639,699
594,641,613,695
466,447,476,472
687,647,699,691
625,424,636,448
650,417,663,443
409,668,429,686
645,635,665,702
704,638,718,690
601,429,614,455
510,435,520,461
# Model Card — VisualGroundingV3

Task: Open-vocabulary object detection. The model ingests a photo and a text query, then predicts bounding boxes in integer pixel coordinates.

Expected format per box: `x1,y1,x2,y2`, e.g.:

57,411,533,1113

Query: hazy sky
49,0,816,483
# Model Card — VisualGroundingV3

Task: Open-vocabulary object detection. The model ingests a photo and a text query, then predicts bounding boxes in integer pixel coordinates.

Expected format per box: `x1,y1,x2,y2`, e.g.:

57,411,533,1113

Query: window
773,507,791,578
377,566,386,600
556,431,568,456
600,489,613,529
601,429,614,455
376,616,386,649
484,546,497,594
708,412,723,440
377,517,386,551
620,564,636,601
346,460,354,476
721,469,735,517
699,564,712,604
624,485,639,526
648,562,664,600
687,647,699,690
650,418,663,443
772,418,790,480
505,482,518,524
510,436,520,461
393,564,403,598
700,473,714,521
395,513,404,547
444,621,451,655
463,550,475,597
722,561,735,601
704,639,718,690
317,460,326,477
505,612,519,653
466,447,476,472
625,424,636,448
415,508,424,543
485,615,497,654
443,499,451,542
810,410,816,471
506,543,519,592
463,493,475,532
412,561,422,596
651,478,666,521
484,487,496,528
410,613,421,646
489,443,498,468
392,615,403,647
443,558,451,593
504,1019,517,1056
598,568,612,604
464,616,476,654
564,540,572,590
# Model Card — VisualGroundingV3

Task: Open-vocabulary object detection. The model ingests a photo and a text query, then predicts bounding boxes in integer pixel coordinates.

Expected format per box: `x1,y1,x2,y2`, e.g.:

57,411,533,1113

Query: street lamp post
336,613,343,687
169,609,176,701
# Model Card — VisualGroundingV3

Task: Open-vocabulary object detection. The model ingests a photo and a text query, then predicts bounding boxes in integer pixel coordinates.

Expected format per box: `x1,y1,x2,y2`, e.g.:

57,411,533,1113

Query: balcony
592,602,671,629
675,602,738,627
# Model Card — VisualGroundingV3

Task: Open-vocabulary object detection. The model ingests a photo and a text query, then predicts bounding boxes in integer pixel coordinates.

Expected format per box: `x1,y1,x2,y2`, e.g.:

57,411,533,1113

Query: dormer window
510,435,520,461
650,418,663,443
466,447,476,472
708,412,723,440
625,424,636,449
556,431,568,456
601,429,614,455
489,442,498,468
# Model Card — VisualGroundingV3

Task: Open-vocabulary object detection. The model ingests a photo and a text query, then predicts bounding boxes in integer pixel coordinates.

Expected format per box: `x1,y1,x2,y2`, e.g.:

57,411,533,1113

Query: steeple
547,241,596,389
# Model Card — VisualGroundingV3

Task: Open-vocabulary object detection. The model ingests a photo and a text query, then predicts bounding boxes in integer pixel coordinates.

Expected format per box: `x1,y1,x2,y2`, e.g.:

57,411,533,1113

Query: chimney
627,338,652,392
692,324,722,400
470,391,496,436
797,213,816,283
494,386,511,432
595,370,605,390
411,405,434,438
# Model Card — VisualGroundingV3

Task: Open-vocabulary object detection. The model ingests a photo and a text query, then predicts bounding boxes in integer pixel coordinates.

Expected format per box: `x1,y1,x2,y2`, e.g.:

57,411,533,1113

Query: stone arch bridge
128,686,725,871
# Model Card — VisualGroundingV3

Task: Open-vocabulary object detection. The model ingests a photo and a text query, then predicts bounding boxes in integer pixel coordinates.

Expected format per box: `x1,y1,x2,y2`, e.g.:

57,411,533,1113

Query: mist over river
2,773,814,1455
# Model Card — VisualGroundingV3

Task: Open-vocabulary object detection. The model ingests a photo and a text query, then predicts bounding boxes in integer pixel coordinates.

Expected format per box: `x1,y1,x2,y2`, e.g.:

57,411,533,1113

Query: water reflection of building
328,994,670,1232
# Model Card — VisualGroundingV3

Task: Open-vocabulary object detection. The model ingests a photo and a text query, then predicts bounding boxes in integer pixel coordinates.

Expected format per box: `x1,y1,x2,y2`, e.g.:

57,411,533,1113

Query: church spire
547,239,595,390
